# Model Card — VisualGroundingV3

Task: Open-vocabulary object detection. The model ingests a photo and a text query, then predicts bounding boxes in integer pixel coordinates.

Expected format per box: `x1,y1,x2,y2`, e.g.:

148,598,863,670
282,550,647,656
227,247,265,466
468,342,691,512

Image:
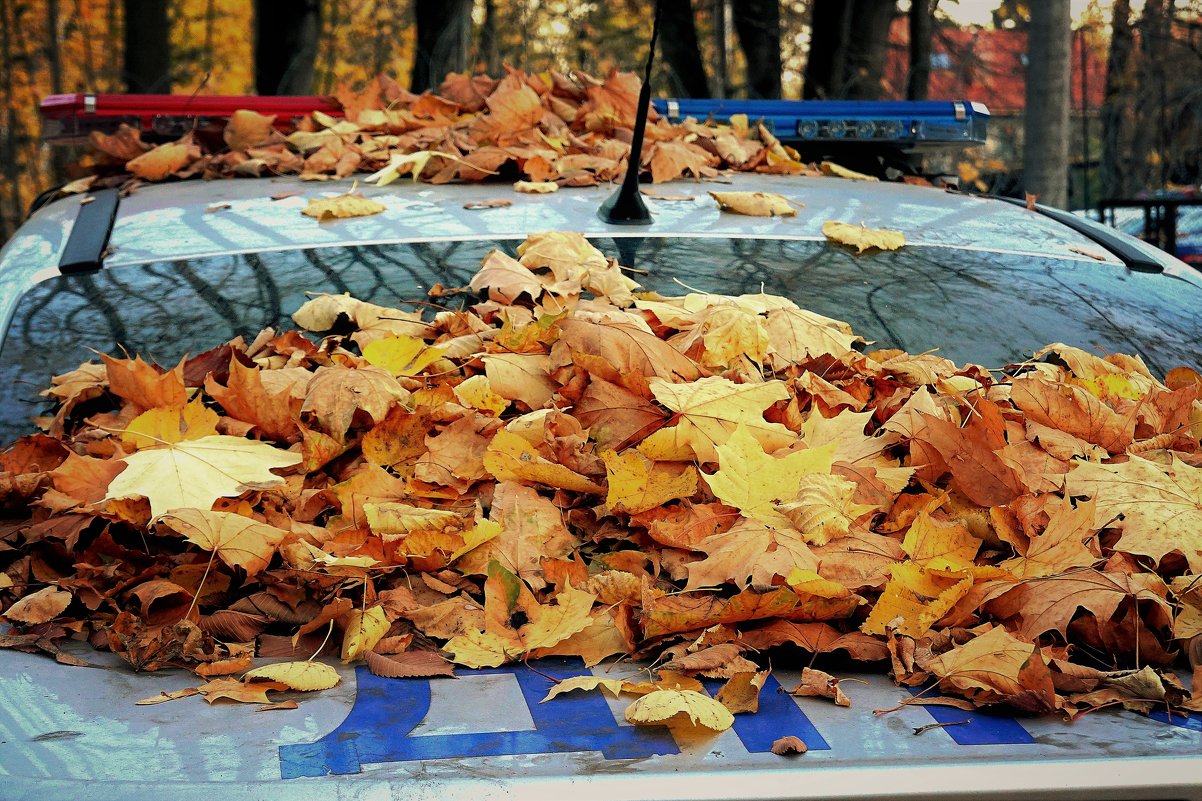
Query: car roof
8,172,1128,273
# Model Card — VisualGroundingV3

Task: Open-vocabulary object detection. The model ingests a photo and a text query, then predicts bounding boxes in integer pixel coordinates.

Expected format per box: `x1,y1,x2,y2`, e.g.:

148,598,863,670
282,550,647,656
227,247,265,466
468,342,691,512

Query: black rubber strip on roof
58,188,120,274
992,195,1163,273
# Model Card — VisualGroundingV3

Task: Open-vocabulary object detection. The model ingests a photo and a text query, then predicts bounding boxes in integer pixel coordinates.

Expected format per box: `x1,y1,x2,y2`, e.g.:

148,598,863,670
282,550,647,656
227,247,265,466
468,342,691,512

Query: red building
882,18,1106,114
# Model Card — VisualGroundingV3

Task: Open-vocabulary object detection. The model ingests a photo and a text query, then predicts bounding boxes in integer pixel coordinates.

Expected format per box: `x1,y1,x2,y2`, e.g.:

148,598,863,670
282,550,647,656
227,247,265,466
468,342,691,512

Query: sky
940,0,1127,27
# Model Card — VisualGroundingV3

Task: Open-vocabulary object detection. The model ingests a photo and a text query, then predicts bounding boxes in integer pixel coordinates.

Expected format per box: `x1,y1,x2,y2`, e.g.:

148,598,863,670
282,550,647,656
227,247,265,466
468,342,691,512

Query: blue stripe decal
907,688,1034,745
280,658,680,778
1149,709,1202,732
701,675,829,752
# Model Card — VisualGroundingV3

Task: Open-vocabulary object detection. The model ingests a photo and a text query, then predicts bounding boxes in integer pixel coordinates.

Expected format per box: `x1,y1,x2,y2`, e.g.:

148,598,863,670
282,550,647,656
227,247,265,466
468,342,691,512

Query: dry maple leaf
984,569,1173,642
301,192,386,220
640,376,795,463
788,667,851,706
821,220,905,253
157,509,291,578
102,435,302,518
602,449,698,514
926,625,1057,712
443,562,596,667
704,423,834,530
224,109,277,151
708,190,797,217
1065,454,1202,572
624,689,734,731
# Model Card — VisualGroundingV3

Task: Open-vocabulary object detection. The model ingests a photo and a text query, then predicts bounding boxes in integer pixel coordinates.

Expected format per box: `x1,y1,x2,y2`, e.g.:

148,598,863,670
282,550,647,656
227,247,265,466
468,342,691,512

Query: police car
0,91,1200,801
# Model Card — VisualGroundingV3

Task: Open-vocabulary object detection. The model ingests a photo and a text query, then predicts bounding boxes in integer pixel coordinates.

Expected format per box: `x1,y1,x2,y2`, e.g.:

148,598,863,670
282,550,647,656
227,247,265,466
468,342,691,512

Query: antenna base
597,186,652,225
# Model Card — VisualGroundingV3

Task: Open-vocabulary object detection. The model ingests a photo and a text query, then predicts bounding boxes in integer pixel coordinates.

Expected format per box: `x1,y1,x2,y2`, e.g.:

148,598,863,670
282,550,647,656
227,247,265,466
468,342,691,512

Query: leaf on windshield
821,220,905,253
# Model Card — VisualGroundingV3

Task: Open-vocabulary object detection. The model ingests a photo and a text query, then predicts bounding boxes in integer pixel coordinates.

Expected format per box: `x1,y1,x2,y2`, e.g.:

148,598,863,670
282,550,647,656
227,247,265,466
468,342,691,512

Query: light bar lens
651,99,989,149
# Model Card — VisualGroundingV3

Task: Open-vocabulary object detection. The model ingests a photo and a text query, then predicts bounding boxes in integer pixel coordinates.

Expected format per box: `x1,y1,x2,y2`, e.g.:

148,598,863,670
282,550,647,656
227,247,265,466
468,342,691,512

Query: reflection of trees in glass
2,236,1200,442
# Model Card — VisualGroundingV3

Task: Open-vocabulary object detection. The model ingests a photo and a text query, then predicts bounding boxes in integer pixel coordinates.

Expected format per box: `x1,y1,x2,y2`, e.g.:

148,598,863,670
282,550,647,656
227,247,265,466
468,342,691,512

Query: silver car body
0,173,1199,801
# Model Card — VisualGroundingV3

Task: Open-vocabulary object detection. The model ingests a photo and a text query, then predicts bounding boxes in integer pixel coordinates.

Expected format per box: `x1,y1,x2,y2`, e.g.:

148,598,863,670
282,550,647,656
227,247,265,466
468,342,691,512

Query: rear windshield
2,236,1201,440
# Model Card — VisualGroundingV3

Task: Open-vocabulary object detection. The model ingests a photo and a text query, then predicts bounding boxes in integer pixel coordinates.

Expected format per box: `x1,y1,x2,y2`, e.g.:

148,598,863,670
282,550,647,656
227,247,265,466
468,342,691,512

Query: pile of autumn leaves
79,68,823,191
1,232,1201,728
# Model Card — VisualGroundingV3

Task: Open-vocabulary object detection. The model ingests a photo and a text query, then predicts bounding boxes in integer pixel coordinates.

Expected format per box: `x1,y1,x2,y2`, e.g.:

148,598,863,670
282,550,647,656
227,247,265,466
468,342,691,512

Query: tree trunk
712,0,727,98
732,0,781,99
0,0,21,239
123,0,171,92
843,0,897,99
1023,0,1072,208
478,0,500,75
804,0,896,100
411,0,473,93
1099,0,1132,199
803,0,851,99
254,0,321,94
907,0,935,100
659,0,709,97
1128,0,1167,193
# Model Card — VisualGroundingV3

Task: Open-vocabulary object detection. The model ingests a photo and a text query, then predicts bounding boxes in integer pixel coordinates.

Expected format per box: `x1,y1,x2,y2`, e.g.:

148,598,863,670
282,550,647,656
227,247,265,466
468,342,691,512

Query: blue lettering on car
279,657,828,778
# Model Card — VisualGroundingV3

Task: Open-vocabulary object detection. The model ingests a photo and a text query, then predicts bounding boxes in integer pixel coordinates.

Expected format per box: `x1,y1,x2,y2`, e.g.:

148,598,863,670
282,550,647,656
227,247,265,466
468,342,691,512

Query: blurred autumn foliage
2,0,1201,239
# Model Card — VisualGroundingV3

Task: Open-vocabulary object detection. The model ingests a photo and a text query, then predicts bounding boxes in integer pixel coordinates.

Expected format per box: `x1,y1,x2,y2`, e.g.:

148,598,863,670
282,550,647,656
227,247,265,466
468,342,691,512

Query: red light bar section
40,93,345,143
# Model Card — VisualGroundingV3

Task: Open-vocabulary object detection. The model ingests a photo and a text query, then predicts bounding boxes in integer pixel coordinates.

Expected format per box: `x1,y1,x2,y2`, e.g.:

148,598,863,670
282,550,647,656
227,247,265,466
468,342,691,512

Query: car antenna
597,0,662,225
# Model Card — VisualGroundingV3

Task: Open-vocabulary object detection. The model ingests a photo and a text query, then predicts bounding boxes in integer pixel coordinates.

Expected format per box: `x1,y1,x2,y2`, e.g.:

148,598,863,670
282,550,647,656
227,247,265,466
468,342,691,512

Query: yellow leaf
362,335,447,377
243,661,341,691
514,180,558,193
784,568,856,599
341,606,390,663
127,142,192,180
441,629,515,668
686,518,819,591
364,150,437,185
158,509,291,577
822,220,905,253
706,424,834,530
860,563,973,637
778,473,876,546
640,376,795,463
121,398,219,450
302,193,386,221
364,502,463,543
900,511,980,571
448,518,502,562
1065,454,1202,573
454,375,509,415
820,161,879,182
299,541,380,569
624,689,735,731
224,109,276,151
102,435,302,518
708,190,797,217
519,583,598,651
715,670,770,714
540,675,627,702
602,449,698,514
483,428,606,494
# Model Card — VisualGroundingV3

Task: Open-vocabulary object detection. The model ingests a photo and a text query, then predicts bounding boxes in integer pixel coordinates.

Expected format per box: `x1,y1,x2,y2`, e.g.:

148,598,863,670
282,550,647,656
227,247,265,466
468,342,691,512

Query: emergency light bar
40,93,344,142
41,93,989,152
652,99,990,149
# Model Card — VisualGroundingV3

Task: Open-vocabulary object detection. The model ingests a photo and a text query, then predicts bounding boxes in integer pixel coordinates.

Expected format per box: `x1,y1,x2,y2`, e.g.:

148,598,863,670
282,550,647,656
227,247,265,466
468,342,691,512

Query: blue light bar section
652,99,989,148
